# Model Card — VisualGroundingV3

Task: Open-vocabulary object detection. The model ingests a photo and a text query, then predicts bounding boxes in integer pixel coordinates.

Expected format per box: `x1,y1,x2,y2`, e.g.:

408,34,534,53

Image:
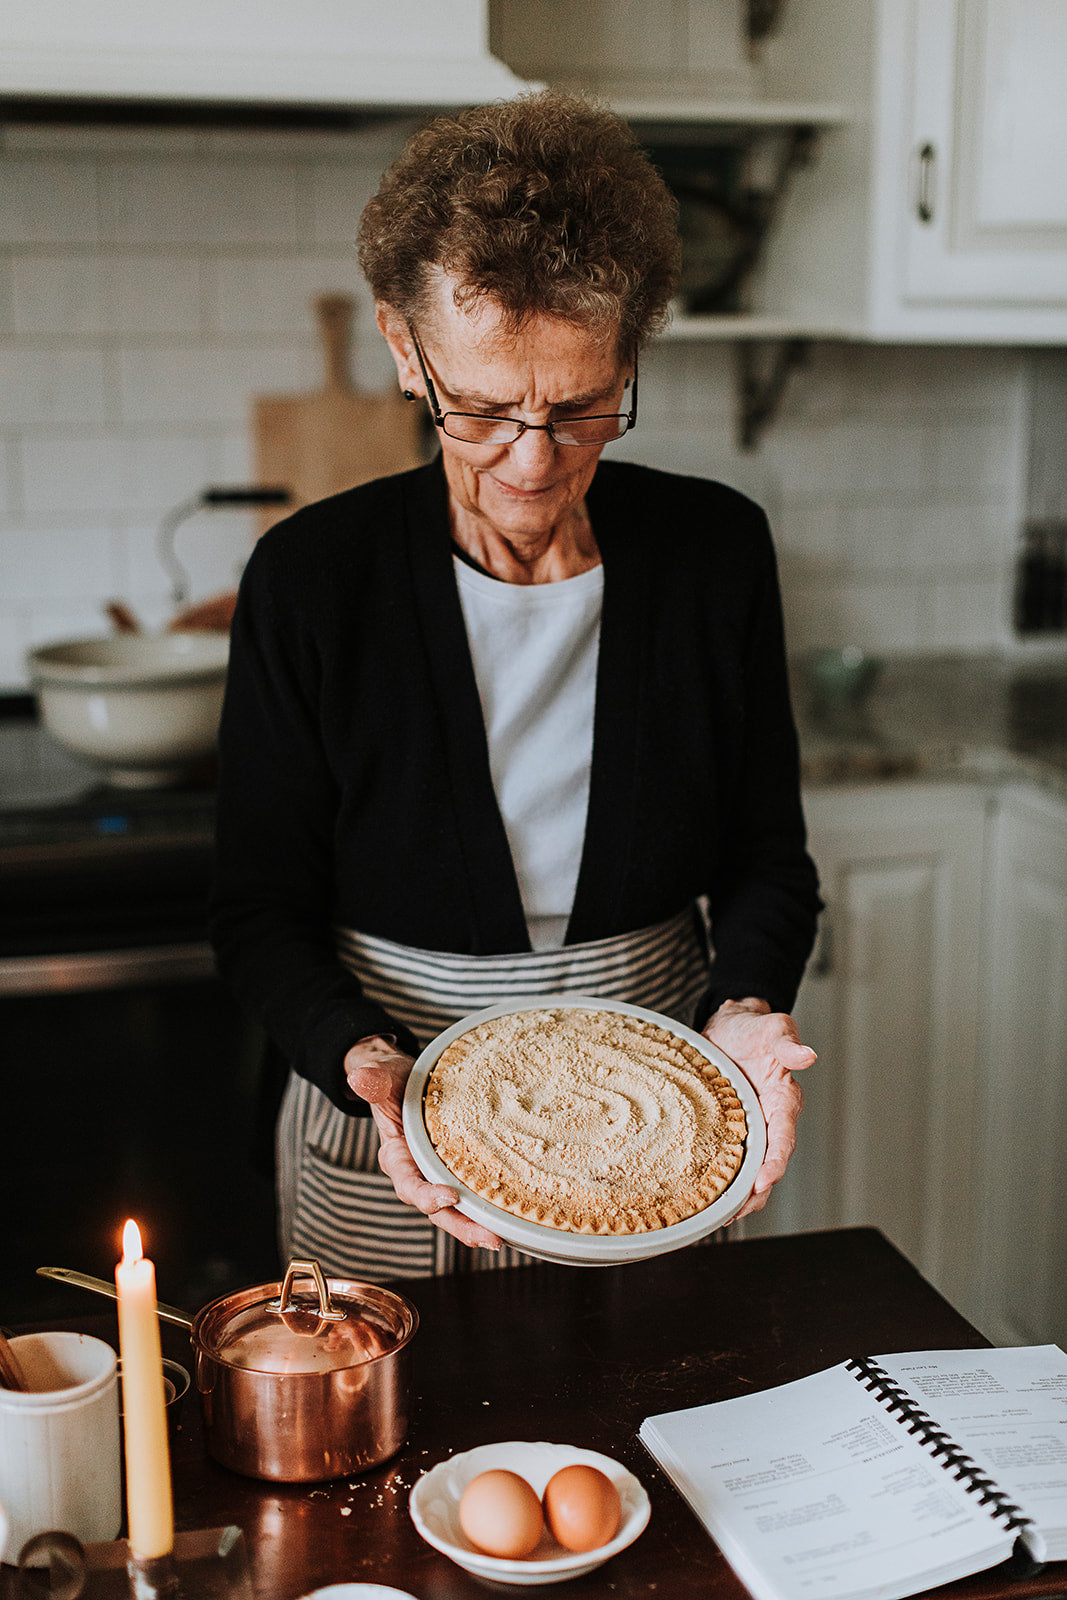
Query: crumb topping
423,1008,747,1233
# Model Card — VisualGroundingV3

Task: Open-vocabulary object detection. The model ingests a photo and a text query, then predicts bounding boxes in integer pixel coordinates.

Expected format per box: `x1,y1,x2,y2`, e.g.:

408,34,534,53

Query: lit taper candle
115,1219,174,1559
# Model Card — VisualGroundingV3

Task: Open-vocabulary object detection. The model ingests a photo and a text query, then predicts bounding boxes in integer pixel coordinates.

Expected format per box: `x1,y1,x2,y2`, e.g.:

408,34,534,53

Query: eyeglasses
407,324,637,447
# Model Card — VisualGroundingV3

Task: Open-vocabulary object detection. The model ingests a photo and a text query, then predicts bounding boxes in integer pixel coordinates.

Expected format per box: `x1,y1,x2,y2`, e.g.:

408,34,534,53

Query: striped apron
276,904,712,1281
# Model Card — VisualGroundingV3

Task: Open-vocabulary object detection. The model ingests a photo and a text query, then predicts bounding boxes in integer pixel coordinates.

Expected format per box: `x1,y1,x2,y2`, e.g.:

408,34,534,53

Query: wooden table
5,1228,1067,1600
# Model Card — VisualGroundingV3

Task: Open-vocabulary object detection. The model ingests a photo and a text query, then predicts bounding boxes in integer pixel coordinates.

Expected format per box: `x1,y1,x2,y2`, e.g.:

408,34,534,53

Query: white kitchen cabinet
975,782,1067,1348
743,774,1067,1349
901,0,1067,308
0,0,529,108
759,0,1067,341
741,782,992,1330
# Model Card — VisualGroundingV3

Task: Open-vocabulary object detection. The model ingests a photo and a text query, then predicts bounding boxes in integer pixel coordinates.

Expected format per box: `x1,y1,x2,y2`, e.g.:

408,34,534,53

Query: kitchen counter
795,652,1067,802
8,1228,1067,1600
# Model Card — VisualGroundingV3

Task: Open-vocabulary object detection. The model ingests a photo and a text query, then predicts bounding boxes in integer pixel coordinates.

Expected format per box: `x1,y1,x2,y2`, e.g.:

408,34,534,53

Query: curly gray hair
358,89,680,355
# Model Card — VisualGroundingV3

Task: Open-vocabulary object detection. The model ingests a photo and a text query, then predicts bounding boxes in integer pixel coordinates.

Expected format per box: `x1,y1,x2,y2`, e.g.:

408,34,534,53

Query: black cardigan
210,458,821,1113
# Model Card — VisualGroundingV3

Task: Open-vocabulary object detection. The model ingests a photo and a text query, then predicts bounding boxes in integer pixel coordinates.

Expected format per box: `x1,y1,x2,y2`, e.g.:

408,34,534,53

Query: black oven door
1,796,279,1325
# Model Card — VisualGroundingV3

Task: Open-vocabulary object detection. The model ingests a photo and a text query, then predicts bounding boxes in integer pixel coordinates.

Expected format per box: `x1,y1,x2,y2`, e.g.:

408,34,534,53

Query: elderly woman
211,90,821,1280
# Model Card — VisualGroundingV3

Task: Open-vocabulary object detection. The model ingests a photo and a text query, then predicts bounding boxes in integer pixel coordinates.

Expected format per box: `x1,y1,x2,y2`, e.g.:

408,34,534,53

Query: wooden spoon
0,1326,28,1390
104,600,142,633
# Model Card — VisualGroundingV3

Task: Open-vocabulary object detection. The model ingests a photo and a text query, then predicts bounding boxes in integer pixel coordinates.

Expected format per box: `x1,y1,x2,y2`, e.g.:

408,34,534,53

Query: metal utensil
36,1267,193,1330
0,1326,29,1390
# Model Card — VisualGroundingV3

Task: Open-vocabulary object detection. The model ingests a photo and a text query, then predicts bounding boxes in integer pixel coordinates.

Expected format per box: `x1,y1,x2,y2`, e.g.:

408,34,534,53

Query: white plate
299,1587,419,1599
409,1440,650,1586
401,994,766,1266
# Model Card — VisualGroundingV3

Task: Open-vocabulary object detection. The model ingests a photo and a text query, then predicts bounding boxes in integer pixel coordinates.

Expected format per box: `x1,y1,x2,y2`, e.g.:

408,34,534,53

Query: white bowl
27,632,229,787
401,995,766,1267
409,1440,650,1586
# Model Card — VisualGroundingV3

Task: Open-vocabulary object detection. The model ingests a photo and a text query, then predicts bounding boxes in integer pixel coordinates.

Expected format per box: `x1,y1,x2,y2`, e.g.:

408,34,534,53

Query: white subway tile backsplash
100,157,302,247
777,497,846,566
0,156,100,244
924,577,1004,650
0,612,28,688
0,522,118,601
913,347,1026,421
836,576,924,652
353,332,405,393
207,253,367,337
763,422,854,499
0,253,11,334
4,124,200,156
9,251,203,337
108,255,205,335
625,347,681,430
650,339,735,419
121,434,217,515
839,502,916,573
835,345,947,419
307,155,408,247
115,341,317,427
10,253,109,336
0,347,111,428
206,429,256,489
0,439,15,523
19,436,128,517
834,419,935,500
612,427,735,481
909,502,1004,572
931,420,1020,496
772,344,847,427
780,575,847,653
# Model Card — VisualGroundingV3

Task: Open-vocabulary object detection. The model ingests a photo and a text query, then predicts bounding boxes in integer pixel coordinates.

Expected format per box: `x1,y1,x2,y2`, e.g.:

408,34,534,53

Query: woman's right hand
343,1036,502,1251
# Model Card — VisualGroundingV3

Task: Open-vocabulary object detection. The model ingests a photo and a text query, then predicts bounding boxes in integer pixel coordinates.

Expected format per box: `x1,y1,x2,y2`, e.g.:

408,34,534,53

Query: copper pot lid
194,1259,416,1375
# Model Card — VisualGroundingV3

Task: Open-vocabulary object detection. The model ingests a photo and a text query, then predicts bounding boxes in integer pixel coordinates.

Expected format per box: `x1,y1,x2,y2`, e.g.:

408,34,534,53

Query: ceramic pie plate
409,1440,650,1585
401,994,766,1266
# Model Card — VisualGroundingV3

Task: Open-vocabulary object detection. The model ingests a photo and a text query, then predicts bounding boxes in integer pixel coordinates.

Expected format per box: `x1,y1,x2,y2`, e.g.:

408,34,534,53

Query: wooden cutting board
252,293,425,534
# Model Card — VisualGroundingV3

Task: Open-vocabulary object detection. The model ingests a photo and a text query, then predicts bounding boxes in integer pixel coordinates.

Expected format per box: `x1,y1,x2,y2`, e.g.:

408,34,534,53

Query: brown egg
542,1463,622,1552
458,1468,545,1558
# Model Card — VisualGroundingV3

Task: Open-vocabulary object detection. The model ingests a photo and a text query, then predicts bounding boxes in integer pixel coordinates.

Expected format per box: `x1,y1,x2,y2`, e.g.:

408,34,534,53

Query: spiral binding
845,1357,1034,1538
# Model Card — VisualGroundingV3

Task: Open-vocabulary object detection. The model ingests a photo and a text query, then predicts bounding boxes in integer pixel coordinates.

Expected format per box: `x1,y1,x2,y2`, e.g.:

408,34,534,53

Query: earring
402,389,416,402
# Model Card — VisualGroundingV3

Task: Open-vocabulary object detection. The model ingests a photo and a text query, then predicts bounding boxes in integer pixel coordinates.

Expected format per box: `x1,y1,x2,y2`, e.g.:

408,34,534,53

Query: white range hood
0,0,531,109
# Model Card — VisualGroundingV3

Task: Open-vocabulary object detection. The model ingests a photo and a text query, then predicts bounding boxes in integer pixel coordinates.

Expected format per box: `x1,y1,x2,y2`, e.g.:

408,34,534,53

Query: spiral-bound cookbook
639,1344,1067,1600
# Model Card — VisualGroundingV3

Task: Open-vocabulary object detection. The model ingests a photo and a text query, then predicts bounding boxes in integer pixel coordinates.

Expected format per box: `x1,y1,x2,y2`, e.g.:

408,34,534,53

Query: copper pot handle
267,1259,347,1322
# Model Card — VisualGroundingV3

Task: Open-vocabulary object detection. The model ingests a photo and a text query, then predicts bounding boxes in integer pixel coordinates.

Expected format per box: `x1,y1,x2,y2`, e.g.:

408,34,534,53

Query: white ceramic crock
0,1332,122,1555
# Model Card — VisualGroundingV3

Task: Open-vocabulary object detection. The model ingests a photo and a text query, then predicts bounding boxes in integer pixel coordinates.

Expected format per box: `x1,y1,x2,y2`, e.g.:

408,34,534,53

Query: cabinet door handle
915,141,936,223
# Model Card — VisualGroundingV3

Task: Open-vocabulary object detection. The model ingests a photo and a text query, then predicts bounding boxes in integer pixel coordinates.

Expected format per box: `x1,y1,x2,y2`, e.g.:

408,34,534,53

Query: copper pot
38,1259,418,1484
191,1259,418,1482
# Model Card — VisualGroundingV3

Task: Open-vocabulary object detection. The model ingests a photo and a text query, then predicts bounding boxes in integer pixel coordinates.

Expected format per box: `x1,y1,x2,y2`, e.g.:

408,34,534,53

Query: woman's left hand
701,998,816,1220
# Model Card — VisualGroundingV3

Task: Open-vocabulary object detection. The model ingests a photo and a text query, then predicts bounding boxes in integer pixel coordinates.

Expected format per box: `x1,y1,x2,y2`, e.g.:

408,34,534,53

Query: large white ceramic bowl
402,995,766,1267
27,632,229,787
409,1440,650,1586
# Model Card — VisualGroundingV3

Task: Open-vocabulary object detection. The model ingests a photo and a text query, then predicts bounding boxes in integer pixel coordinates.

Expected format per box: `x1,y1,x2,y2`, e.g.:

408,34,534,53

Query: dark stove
0,699,278,1322
0,700,217,978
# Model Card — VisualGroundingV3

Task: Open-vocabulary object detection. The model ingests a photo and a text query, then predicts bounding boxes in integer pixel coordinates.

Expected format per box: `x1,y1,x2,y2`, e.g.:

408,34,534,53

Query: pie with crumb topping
422,1007,748,1234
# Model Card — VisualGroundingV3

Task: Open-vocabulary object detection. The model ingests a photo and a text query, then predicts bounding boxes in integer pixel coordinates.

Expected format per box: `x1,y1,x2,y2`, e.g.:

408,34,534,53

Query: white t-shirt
454,556,603,951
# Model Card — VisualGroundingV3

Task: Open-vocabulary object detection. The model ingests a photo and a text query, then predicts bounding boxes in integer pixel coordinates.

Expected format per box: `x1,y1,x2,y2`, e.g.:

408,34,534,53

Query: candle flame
122,1218,143,1264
